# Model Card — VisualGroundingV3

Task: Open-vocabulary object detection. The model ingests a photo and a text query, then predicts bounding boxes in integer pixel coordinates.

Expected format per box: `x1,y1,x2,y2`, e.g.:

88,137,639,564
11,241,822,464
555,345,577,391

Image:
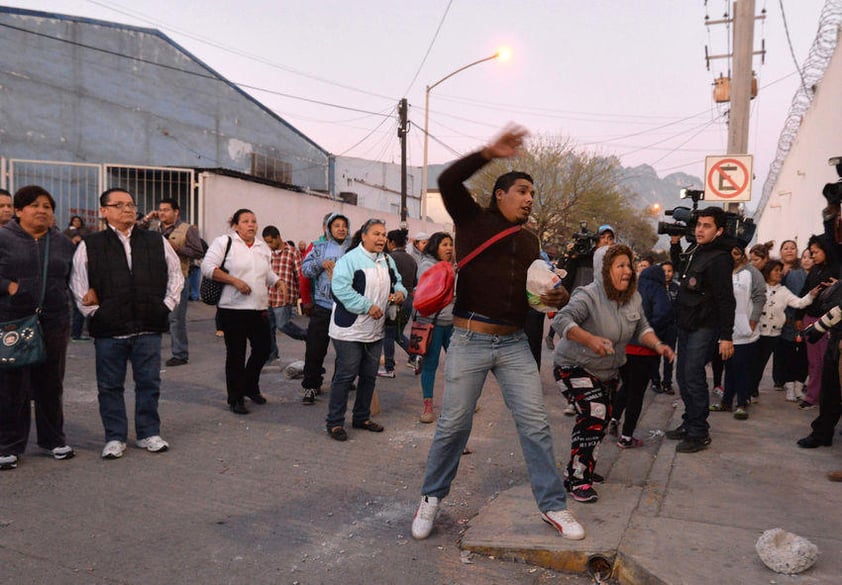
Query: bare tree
466,135,657,251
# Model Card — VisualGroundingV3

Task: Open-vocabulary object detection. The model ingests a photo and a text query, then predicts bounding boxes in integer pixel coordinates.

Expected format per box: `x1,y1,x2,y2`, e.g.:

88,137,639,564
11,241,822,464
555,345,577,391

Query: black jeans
0,319,70,455
302,304,332,391
616,354,658,438
219,309,271,404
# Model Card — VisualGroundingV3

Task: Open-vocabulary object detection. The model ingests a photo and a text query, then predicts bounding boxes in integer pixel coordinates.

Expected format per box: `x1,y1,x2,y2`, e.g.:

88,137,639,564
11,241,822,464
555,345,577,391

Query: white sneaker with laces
136,435,169,453
49,445,75,460
541,509,585,540
101,440,127,459
411,495,440,540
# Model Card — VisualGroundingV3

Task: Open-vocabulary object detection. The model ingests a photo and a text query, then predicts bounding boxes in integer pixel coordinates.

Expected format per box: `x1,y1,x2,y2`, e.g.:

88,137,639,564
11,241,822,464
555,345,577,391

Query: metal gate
3,158,195,230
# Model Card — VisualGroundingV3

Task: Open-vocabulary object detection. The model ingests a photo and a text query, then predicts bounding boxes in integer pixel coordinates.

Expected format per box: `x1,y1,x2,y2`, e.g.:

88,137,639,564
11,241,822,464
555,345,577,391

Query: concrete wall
0,8,329,191
756,39,842,248
198,172,445,245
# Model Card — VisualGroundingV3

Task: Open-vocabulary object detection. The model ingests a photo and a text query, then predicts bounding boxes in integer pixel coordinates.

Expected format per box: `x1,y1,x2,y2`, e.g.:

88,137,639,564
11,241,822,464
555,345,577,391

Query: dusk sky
3,1,829,207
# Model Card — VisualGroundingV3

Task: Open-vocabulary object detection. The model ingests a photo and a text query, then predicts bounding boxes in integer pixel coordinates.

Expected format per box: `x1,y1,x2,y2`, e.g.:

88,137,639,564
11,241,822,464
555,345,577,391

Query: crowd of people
3,124,842,546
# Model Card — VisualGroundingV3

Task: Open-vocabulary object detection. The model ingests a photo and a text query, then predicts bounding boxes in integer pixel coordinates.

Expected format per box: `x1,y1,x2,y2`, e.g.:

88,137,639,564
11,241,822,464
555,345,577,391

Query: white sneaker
49,445,75,460
101,440,127,459
0,454,19,470
563,403,576,416
136,435,169,453
377,367,396,378
541,509,585,540
411,495,440,540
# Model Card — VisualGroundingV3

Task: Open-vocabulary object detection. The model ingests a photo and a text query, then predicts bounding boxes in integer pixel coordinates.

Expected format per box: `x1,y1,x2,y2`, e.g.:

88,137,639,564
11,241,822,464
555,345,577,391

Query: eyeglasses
103,202,137,211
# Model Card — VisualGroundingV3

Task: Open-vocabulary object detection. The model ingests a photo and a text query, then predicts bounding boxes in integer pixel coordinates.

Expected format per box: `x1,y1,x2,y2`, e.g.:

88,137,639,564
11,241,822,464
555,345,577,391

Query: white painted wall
198,172,445,245
756,39,842,249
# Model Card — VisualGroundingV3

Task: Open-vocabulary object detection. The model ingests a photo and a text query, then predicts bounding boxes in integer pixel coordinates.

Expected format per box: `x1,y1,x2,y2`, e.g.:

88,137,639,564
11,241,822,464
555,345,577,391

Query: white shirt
200,232,279,310
70,224,184,320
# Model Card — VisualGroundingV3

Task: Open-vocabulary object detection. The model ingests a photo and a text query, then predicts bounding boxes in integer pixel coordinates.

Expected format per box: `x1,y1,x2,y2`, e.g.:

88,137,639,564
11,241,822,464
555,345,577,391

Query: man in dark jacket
666,206,735,453
71,188,184,460
378,229,417,377
411,126,584,542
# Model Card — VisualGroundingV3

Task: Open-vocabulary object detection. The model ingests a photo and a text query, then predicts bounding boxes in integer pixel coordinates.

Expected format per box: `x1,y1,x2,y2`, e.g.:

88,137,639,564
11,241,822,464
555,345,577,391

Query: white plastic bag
526,259,566,312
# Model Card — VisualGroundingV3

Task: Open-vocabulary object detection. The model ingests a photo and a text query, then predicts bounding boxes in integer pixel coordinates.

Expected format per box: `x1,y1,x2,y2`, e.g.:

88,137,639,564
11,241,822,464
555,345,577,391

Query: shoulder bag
413,225,522,317
0,232,50,370
200,236,233,305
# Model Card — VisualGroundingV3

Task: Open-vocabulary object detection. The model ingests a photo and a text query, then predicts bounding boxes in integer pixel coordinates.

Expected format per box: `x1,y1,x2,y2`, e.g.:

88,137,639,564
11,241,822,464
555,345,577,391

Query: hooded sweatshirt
552,275,653,382
301,213,350,310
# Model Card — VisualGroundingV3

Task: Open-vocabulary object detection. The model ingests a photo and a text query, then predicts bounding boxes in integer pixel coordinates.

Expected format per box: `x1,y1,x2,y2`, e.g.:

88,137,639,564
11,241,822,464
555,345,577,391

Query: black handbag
0,232,49,370
200,236,233,305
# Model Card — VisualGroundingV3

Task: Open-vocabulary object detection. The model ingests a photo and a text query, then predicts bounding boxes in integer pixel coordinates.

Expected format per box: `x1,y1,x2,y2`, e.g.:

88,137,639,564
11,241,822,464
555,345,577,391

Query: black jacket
675,234,736,341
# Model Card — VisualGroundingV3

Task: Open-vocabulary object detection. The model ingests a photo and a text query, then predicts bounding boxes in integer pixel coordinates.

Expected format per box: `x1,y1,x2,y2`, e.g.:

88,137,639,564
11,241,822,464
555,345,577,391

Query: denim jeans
676,327,718,438
188,264,201,301
722,341,756,408
268,305,307,360
382,301,412,371
95,333,163,442
420,324,453,399
168,282,190,360
326,338,382,429
420,328,568,512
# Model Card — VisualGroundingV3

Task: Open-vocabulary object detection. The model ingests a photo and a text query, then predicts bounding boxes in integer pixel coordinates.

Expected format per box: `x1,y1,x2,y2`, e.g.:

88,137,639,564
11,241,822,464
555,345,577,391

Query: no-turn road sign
704,155,753,202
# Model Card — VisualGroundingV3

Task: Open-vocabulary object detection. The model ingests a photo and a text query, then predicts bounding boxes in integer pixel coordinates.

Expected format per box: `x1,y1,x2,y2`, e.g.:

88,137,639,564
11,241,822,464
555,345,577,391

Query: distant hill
619,163,704,212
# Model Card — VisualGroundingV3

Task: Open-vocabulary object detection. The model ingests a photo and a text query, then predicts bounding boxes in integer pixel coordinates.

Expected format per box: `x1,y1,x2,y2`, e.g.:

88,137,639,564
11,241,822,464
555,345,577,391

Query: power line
777,0,809,94
402,0,454,96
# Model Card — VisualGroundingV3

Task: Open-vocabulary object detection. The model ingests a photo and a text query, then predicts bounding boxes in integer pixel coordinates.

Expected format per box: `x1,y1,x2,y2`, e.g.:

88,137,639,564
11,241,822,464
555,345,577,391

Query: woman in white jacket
750,260,819,402
710,246,766,419
201,209,282,415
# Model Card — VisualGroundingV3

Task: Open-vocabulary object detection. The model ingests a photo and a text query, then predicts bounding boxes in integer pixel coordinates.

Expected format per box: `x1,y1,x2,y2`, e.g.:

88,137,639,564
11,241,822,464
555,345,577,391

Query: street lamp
421,48,510,219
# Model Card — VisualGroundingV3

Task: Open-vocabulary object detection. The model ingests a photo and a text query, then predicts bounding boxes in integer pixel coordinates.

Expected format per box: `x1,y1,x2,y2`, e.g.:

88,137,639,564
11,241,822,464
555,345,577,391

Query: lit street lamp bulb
496,46,513,62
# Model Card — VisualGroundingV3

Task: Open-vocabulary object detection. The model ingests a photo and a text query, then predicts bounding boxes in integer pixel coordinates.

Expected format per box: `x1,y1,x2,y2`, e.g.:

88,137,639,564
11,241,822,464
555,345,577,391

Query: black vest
86,227,170,338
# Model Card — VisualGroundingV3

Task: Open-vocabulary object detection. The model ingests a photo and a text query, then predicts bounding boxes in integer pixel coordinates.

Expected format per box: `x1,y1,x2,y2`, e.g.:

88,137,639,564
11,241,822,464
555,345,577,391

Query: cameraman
561,225,615,291
666,206,736,453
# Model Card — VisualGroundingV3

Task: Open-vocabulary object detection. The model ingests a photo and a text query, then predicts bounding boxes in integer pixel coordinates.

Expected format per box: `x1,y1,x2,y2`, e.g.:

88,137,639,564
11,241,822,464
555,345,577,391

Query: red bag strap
457,225,522,271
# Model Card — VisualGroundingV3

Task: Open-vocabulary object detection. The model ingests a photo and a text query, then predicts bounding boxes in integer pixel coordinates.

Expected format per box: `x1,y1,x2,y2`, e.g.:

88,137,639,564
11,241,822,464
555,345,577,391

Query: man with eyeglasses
70,188,184,460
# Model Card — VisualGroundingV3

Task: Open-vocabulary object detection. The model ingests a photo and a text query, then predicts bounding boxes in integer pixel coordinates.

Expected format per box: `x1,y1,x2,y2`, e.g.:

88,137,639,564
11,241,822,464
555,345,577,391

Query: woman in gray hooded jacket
552,244,673,503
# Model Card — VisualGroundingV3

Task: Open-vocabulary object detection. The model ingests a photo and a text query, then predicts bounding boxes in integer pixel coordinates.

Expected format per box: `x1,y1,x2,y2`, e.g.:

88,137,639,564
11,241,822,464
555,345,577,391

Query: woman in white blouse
202,209,282,414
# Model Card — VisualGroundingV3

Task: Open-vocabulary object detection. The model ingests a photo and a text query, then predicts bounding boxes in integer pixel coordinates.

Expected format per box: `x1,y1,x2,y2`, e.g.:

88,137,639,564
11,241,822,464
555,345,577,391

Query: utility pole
727,0,757,212
398,98,408,226
706,0,764,213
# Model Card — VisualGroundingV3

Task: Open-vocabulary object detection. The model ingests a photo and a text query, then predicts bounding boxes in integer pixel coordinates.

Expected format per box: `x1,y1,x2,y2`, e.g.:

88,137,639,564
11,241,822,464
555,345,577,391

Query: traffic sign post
704,155,753,202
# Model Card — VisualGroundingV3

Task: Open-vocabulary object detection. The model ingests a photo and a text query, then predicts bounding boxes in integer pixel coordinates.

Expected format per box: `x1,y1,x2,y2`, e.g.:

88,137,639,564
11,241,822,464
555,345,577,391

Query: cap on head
414,232,430,241
598,225,615,236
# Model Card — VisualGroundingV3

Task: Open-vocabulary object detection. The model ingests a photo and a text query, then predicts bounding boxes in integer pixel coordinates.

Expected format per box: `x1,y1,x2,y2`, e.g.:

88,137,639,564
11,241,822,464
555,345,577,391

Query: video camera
657,187,757,247
657,189,705,240
822,156,842,205
570,221,600,257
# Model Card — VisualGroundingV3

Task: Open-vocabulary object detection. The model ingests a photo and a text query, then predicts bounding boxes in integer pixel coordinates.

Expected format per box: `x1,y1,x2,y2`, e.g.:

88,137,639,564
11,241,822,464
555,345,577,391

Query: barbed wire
755,0,842,221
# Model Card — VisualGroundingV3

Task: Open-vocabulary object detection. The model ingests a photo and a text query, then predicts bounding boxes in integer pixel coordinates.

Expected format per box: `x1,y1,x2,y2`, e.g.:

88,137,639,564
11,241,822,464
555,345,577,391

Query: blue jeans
676,327,718,438
420,324,453,399
268,305,307,360
382,301,412,371
168,282,190,360
188,264,201,301
95,333,163,442
326,338,382,429
420,328,567,512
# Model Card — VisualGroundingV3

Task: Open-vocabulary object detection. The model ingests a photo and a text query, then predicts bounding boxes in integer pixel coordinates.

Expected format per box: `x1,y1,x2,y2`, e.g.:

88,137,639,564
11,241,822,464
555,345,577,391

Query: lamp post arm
428,53,499,93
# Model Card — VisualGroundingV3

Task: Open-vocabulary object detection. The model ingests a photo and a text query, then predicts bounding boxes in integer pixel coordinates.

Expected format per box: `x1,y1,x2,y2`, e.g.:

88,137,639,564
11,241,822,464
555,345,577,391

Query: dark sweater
438,151,539,327
0,221,75,324
675,235,736,341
